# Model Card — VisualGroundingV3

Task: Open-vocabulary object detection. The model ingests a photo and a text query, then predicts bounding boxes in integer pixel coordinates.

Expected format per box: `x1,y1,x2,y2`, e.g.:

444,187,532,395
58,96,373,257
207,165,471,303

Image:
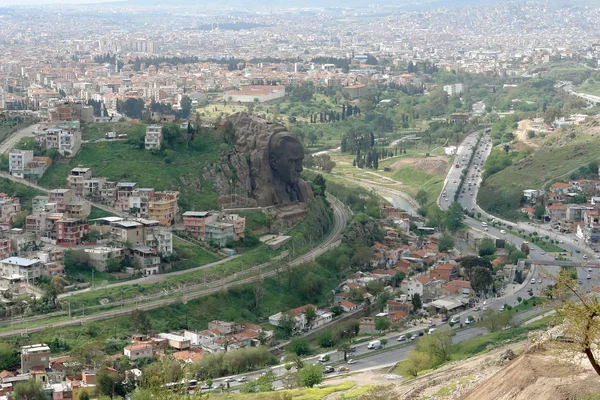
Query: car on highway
224,377,235,383
428,328,437,334
531,278,536,284
588,274,592,279
450,316,460,324
589,268,593,272
464,316,475,325
538,279,542,283
500,230,506,234
237,376,247,383
578,280,583,284
324,366,335,374
201,383,212,390
347,359,357,364
397,334,407,342
583,255,588,260
499,305,505,312
417,331,424,336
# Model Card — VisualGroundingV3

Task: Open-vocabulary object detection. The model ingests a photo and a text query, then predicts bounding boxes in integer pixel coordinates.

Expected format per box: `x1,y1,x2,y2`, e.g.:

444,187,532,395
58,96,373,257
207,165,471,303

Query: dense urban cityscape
0,0,599,399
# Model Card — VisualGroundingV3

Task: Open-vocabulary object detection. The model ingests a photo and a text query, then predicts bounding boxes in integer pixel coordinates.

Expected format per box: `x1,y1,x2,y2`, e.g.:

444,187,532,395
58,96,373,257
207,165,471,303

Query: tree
471,267,493,295
13,380,46,400
97,367,126,398
381,338,388,348
337,341,352,361
416,330,453,364
79,391,90,400
375,317,391,333
304,307,317,329
297,365,323,388
438,234,455,252
288,338,310,356
106,258,121,273
330,305,344,317
131,309,151,334
411,293,422,313
404,351,430,377
318,331,336,348
478,238,496,257
445,202,465,231
481,309,512,332
72,342,106,368
161,124,181,149
140,357,184,390
279,313,296,338
415,190,428,205
0,343,19,371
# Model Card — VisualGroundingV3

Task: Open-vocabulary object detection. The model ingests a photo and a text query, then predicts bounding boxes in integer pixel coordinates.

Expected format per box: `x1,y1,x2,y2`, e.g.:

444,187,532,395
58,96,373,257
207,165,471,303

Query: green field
81,121,146,141
38,129,223,210
479,132,600,220
171,236,222,270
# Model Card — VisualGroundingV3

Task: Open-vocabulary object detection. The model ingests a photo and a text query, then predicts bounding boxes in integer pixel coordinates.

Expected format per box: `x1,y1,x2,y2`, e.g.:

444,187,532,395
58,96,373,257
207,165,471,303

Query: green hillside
38,123,223,210
479,125,600,220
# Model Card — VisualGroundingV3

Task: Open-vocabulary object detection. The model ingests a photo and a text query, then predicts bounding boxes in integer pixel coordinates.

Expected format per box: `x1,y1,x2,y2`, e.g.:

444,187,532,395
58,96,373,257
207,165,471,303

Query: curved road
0,195,350,337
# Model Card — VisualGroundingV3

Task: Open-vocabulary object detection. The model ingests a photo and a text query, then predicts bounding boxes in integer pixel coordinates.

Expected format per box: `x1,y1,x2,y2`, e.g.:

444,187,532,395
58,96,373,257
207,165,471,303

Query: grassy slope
38,128,222,210
479,132,600,219
82,121,146,141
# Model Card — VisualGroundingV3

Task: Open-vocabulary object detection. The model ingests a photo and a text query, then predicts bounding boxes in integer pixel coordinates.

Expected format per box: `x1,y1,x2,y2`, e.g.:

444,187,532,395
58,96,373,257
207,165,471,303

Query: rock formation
215,113,313,208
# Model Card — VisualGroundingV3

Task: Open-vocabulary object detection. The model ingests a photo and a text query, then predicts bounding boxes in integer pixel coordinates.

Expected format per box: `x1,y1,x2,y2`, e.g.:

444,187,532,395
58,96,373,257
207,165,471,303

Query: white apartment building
9,150,33,178
0,257,42,281
58,130,82,157
145,125,162,151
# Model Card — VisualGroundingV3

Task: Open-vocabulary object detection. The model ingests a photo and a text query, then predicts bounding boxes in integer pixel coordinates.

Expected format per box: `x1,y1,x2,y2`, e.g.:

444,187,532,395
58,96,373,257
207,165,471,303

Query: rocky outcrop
206,113,313,208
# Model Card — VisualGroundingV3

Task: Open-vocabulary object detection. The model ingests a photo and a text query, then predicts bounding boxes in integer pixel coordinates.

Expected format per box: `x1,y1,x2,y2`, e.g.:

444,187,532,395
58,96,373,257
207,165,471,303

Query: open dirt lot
390,156,449,175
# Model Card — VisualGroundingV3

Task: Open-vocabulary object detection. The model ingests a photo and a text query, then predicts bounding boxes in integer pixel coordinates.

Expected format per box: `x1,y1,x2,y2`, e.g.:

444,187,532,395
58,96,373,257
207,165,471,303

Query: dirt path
513,120,539,148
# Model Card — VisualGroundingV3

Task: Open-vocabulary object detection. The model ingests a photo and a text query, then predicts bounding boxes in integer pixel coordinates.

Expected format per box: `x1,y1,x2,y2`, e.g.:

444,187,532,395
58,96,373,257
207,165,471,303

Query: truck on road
367,340,381,350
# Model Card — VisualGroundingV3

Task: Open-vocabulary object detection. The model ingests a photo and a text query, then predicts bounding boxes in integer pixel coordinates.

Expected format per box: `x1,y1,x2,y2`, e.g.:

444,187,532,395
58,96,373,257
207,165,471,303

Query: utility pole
68,301,71,318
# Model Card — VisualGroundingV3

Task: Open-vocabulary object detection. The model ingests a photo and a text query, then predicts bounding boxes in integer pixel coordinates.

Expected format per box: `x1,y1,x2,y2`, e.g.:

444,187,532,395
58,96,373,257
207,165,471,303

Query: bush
288,338,311,356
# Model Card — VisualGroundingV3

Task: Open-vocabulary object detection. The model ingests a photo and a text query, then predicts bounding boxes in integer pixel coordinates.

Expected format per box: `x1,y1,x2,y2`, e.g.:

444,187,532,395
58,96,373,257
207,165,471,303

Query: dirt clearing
390,156,449,175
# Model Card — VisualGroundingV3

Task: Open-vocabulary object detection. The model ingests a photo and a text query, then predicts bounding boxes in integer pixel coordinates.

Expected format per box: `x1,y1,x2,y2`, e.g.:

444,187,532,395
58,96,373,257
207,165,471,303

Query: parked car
418,331,424,336
428,328,437,334
347,359,357,364
324,366,335,374
499,305,505,312
397,334,407,342
201,383,212,390
531,278,536,284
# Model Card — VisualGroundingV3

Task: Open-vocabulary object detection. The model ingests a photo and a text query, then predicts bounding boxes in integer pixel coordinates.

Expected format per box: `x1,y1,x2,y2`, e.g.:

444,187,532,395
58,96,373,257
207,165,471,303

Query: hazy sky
0,0,118,5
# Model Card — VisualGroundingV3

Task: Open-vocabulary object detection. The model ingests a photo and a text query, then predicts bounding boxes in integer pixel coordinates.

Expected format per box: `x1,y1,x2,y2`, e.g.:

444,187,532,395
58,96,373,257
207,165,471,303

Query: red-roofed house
334,291,350,305
442,280,472,297
550,182,571,194
430,263,457,282
395,259,412,273
387,311,407,324
385,300,411,314
546,204,567,221
340,301,357,312
124,343,153,361
173,349,204,364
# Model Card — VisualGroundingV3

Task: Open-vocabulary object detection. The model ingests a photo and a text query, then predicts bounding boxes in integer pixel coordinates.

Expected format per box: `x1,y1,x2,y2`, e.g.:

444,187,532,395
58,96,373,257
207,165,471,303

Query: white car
537,279,542,283
482,305,488,311
531,278,536,284
583,255,589,260
428,328,437,334
347,359,357,364
588,274,592,280
397,334,407,342
589,268,593,272
224,377,235,383
500,230,506,234
237,376,247,382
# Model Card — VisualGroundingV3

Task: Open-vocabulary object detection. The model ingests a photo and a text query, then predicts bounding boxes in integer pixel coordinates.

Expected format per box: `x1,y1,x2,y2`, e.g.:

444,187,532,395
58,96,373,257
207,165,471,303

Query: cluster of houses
522,179,600,244
182,211,246,247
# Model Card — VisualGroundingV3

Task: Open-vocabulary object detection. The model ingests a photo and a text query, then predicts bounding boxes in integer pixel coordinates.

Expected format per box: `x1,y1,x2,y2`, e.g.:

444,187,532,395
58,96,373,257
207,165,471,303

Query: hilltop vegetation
39,122,223,210
479,121,600,219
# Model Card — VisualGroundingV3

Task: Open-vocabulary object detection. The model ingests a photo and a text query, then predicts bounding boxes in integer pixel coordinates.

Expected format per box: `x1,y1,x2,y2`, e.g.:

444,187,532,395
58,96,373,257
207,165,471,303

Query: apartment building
130,246,160,275
55,218,89,246
141,222,173,255
84,247,125,271
32,196,50,213
9,150,33,178
67,167,93,197
110,220,144,245
21,344,51,373
148,191,178,226
48,189,76,212
0,239,11,260
0,195,21,227
218,214,245,241
58,129,82,157
144,125,162,150
182,211,211,239
23,156,52,179
0,257,42,281
83,177,106,198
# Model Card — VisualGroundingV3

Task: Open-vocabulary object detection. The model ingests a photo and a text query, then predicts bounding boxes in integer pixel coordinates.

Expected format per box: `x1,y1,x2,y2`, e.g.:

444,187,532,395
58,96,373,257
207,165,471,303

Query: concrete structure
0,257,42,281
9,150,33,178
157,333,190,350
342,84,367,100
182,211,211,239
110,220,144,245
147,191,179,226
130,246,160,275
21,344,51,373
0,195,21,227
123,343,153,361
84,247,125,271
144,125,162,150
67,167,93,197
55,218,89,246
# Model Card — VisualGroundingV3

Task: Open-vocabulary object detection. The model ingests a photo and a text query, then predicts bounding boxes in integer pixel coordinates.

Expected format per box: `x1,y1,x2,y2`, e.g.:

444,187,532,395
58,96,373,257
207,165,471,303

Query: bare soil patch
390,157,449,175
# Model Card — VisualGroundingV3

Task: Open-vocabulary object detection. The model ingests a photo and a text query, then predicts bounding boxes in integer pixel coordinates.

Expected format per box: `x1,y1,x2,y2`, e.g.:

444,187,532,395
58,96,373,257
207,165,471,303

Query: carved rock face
226,113,314,207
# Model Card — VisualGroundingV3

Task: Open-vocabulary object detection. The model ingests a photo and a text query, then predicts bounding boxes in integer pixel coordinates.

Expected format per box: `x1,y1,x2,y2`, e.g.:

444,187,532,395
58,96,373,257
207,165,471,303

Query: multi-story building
64,200,91,219
144,125,162,151
55,218,89,246
148,191,178,226
23,156,52,179
100,181,117,205
58,129,82,157
48,189,76,212
0,195,21,227
585,210,600,243
67,167,93,197
0,239,11,260
83,177,107,198
182,211,211,239
32,196,50,213
110,220,144,245
21,344,51,373
0,257,42,281
138,219,173,255
218,214,245,241
9,150,33,178
84,247,125,271
206,222,235,247
130,246,161,275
